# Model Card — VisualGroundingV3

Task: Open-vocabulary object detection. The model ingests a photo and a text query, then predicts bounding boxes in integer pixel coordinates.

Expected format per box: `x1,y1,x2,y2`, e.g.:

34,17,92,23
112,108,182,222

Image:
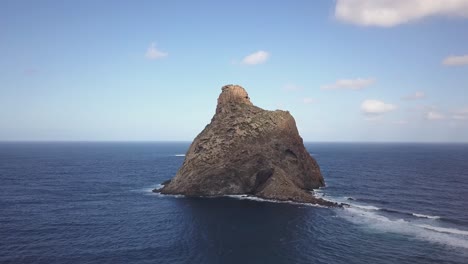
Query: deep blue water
1,142,467,264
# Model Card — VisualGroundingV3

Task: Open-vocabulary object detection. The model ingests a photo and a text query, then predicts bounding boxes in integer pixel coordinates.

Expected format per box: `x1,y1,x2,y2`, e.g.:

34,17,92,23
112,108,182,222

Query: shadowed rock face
159,84,333,206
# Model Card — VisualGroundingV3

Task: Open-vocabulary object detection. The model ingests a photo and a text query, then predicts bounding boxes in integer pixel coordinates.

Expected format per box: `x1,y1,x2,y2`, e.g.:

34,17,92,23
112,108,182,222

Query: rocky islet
156,85,334,206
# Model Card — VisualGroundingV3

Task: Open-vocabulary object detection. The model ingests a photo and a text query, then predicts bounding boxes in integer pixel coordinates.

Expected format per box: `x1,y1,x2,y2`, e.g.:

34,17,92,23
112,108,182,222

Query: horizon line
1,140,467,144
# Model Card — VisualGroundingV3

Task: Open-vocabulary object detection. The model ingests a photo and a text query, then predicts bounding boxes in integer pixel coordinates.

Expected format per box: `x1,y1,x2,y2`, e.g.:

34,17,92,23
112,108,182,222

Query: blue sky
1,0,468,142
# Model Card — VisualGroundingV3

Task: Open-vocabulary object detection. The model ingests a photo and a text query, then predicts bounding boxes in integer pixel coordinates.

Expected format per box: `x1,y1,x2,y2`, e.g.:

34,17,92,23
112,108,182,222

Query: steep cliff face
158,85,332,205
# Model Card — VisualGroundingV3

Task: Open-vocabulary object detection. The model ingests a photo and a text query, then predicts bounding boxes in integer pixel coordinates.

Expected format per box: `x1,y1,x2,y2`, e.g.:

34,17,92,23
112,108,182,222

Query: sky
1,0,468,142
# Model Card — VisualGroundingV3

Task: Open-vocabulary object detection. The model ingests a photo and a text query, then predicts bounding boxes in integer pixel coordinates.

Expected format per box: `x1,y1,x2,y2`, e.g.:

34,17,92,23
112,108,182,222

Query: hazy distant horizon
1,140,468,144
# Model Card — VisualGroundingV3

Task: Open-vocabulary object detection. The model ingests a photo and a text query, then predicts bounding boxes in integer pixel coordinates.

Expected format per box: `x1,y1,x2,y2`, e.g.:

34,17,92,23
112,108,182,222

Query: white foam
412,213,441,220
313,190,323,198
313,190,349,205
417,225,468,236
145,183,186,198
131,184,163,193
147,192,325,207
225,194,263,201
152,192,185,198
134,184,188,198
351,204,380,211
337,200,468,249
313,188,468,249
225,195,326,208
174,154,185,157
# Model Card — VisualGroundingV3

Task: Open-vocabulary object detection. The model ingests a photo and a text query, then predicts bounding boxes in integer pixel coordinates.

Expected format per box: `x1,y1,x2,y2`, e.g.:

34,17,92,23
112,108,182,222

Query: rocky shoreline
153,181,338,207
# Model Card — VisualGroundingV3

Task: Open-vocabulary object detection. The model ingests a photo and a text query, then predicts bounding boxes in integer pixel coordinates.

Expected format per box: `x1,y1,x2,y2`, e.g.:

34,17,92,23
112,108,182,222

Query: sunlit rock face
159,84,332,205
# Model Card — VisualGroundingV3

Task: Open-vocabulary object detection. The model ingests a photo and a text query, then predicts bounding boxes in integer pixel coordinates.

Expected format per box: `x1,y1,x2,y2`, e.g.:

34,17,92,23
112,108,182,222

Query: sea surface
1,142,467,264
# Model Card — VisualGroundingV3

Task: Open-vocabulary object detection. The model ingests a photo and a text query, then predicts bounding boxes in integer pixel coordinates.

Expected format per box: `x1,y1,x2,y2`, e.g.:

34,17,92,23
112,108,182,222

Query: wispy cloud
335,0,468,27
145,42,168,60
361,99,397,116
451,107,468,120
442,54,468,66
402,91,425,100
302,97,315,104
426,111,445,120
393,120,409,125
321,78,375,90
283,83,303,92
242,50,270,65
452,115,468,120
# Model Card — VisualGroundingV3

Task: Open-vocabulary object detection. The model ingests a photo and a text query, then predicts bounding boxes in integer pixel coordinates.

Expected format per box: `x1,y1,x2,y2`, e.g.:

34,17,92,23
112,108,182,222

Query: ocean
0,142,467,264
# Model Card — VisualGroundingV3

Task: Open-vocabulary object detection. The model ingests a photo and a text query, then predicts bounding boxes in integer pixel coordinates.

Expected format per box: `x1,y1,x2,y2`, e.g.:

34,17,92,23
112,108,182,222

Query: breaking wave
225,194,326,208
416,225,468,236
315,190,468,249
131,184,164,193
412,213,441,219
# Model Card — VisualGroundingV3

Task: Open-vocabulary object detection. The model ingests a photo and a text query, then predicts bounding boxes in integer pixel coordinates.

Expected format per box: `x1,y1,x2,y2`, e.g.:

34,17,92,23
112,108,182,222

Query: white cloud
283,83,303,91
303,98,315,104
451,107,468,120
442,54,468,66
321,78,375,90
335,0,468,27
361,99,397,115
402,91,426,100
426,111,445,120
452,114,468,120
393,120,409,125
364,115,383,121
242,51,270,65
145,42,168,60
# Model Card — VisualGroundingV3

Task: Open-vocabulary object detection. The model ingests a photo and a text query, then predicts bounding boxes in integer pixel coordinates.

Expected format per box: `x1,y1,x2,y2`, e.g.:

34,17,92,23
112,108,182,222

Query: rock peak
158,84,333,206
216,85,253,113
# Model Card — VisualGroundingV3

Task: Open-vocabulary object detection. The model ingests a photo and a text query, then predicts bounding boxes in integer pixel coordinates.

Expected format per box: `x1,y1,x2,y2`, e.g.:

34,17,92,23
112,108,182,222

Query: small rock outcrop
158,85,333,206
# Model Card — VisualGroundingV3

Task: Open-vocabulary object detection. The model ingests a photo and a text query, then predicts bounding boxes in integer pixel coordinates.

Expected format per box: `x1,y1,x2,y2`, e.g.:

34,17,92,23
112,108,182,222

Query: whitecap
174,154,185,157
417,224,468,236
412,213,441,219
131,184,163,193
351,204,380,211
